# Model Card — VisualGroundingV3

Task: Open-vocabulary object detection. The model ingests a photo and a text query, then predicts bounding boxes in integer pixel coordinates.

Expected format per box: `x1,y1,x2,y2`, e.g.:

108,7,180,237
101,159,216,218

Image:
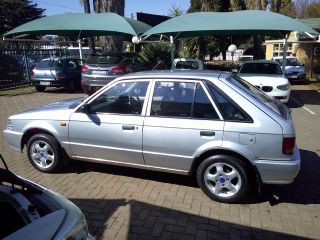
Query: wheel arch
21,128,59,152
191,148,260,181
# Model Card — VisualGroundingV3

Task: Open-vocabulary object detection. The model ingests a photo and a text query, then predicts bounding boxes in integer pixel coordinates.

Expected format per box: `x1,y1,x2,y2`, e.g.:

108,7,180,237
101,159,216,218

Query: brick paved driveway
1,86,320,240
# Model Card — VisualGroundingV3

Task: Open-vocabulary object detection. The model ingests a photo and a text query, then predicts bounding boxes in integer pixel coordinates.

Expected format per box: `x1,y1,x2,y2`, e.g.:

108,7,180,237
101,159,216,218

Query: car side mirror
231,69,238,74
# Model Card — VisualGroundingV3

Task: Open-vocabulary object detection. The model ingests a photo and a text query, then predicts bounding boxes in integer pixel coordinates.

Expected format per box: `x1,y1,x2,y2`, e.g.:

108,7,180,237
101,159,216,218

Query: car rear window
36,59,64,70
175,61,199,70
275,58,301,66
240,62,282,74
87,55,122,65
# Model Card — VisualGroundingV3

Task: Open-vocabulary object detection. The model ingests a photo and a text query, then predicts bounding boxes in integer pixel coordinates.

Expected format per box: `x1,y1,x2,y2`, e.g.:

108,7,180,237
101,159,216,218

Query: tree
295,0,311,18
168,4,184,17
79,0,95,53
93,0,125,52
0,0,45,35
301,1,320,18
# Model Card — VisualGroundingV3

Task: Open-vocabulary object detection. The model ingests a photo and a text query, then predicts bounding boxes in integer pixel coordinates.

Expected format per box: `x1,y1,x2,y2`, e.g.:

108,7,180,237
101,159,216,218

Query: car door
68,79,150,165
143,79,225,172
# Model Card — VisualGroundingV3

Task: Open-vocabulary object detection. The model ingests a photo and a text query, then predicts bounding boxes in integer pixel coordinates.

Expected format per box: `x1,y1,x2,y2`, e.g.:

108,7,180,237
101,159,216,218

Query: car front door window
89,81,149,115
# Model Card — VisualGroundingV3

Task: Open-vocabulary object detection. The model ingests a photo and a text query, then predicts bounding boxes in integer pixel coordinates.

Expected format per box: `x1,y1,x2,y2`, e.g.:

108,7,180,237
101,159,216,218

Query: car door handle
122,125,135,130
200,131,215,137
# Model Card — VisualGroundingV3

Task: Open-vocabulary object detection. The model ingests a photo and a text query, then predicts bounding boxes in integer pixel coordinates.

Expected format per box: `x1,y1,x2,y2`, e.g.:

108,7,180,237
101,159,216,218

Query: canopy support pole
170,36,175,64
282,34,288,72
77,30,83,59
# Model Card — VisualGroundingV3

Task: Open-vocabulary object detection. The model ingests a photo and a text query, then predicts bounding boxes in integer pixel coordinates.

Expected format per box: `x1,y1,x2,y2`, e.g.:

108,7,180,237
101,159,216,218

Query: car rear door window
88,81,149,115
193,83,219,119
151,81,195,117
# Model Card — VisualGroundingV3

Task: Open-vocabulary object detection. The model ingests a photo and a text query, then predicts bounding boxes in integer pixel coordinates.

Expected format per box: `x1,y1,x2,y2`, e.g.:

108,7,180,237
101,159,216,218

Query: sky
33,0,190,18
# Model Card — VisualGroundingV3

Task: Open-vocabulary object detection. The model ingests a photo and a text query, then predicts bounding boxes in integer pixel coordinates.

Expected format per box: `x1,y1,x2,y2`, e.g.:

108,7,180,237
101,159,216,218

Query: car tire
35,85,46,92
27,133,63,173
196,155,250,203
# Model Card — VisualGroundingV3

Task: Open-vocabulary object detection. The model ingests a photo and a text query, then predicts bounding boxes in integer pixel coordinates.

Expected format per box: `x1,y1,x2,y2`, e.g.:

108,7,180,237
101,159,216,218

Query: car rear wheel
197,155,250,203
27,133,62,173
35,85,46,92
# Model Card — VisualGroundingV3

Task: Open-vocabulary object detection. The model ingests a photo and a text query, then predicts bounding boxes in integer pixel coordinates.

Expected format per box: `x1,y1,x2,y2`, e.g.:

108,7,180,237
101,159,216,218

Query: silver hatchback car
4,71,300,203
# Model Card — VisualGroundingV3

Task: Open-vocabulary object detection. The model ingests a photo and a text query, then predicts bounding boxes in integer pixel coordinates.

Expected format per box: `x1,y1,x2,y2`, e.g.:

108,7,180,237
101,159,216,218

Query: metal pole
170,36,174,64
78,39,83,59
282,34,288,72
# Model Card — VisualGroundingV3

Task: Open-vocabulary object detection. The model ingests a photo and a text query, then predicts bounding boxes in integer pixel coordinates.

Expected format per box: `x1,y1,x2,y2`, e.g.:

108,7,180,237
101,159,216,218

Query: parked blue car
31,58,83,92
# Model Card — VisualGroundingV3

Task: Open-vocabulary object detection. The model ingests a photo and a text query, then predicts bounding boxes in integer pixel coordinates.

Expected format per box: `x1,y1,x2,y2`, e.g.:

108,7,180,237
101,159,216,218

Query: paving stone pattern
1,88,320,240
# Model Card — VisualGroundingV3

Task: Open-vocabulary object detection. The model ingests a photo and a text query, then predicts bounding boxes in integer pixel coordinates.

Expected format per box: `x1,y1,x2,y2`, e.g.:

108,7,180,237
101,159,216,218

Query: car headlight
7,119,13,131
64,214,90,240
277,83,289,91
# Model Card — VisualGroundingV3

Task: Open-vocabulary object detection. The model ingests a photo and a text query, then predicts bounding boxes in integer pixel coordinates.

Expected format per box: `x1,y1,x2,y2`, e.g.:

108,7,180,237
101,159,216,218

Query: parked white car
171,58,204,70
237,60,291,103
272,56,306,81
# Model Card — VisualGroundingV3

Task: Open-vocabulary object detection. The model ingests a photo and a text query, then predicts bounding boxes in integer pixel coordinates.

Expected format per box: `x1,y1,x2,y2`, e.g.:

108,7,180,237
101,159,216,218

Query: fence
0,39,92,90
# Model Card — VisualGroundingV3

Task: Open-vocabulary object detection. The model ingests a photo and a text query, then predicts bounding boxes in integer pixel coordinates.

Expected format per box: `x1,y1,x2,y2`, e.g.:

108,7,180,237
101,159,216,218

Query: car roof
40,57,81,61
90,52,139,57
117,70,226,80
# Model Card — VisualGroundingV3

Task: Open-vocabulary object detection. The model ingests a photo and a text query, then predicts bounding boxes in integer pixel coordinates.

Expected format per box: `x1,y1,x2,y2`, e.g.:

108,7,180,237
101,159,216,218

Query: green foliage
0,0,45,35
140,43,172,70
303,2,320,18
168,4,184,17
204,60,242,71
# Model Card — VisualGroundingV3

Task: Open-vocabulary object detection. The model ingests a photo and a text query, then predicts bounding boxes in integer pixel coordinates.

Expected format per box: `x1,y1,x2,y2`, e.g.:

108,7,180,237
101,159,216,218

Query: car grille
254,85,273,92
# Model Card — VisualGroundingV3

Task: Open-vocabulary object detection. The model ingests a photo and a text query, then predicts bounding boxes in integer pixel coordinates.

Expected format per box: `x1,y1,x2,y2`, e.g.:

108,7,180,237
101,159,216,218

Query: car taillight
81,65,89,72
283,137,295,155
31,70,35,77
111,65,128,73
57,72,65,78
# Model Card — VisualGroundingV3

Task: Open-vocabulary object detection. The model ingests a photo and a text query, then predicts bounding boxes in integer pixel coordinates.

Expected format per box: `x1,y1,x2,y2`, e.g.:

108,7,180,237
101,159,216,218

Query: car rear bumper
254,146,300,184
31,78,67,87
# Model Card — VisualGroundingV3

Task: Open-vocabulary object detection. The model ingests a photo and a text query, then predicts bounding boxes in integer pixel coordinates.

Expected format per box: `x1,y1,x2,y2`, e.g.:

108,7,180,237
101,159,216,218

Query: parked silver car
4,71,300,203
0,154,94,240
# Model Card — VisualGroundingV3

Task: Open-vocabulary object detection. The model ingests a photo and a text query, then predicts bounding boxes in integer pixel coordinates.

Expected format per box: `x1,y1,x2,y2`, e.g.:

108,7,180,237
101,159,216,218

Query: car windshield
240,62,282,74
175,61,199,70
36,59,65,70
275,58,301,66
87,55,122,65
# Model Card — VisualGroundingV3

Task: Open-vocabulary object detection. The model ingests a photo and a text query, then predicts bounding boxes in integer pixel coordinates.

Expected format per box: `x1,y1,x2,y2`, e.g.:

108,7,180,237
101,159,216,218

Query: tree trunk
83,0,95,54
93,0,125,52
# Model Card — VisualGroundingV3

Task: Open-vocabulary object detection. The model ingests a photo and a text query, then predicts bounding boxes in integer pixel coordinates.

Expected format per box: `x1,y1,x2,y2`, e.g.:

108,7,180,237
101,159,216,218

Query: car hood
238,74,288,86
10,97,85,120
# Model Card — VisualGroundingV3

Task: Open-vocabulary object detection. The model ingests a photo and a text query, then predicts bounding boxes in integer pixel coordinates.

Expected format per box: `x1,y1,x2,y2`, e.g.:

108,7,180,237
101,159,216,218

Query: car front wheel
35,85,46,92
197,155,250,203
27,133,62,172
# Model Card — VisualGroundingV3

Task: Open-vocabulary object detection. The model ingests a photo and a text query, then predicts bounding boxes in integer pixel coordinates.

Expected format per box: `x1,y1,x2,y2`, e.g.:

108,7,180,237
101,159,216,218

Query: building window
273,43,293,57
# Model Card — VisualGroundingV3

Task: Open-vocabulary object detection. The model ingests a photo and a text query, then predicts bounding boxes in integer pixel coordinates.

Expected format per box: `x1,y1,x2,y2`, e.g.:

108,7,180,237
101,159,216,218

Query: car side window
205,82,252,122
150,81,195,118
193,83,219,119
88,81,149,115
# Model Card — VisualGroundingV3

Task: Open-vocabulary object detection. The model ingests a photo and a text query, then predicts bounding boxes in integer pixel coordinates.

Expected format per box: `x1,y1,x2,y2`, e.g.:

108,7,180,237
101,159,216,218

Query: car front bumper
3,129,23,151
254,146,300,184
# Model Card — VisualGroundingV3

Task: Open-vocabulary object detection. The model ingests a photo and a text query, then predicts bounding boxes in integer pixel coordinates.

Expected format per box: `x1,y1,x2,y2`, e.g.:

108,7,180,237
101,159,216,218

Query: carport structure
141,10,318,68
4,12,151,59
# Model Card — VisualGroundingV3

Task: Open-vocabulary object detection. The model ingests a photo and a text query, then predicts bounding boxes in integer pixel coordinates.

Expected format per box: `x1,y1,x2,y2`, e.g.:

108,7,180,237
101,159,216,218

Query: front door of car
68,80,150,165
143,80,225,172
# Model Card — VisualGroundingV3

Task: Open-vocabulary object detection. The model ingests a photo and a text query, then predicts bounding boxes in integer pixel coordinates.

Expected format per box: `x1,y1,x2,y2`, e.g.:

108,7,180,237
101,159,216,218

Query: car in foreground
81,52,150,95
31,58,83,92
272,56,306,81
171,58,204,70
237,60,291,103
4,71,300,203
0,154,94,240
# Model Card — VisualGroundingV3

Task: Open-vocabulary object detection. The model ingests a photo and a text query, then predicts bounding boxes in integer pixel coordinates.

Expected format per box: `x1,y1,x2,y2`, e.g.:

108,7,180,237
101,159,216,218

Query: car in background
237,60,291,103
4,71,300,203
81,52,150,95
171,58,204,70
0,154,94,240
272,56,306,81
31,58,83,92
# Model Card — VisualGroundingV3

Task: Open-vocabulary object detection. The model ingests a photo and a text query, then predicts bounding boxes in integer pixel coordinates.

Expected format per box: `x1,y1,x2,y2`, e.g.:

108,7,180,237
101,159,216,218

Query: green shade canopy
4,13,151,38
143,10,318,38
299,18,320,32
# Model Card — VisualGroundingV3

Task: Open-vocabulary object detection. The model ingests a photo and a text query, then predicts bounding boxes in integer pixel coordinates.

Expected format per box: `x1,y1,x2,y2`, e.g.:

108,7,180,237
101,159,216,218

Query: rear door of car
142,79,225,172
68,79,151,165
